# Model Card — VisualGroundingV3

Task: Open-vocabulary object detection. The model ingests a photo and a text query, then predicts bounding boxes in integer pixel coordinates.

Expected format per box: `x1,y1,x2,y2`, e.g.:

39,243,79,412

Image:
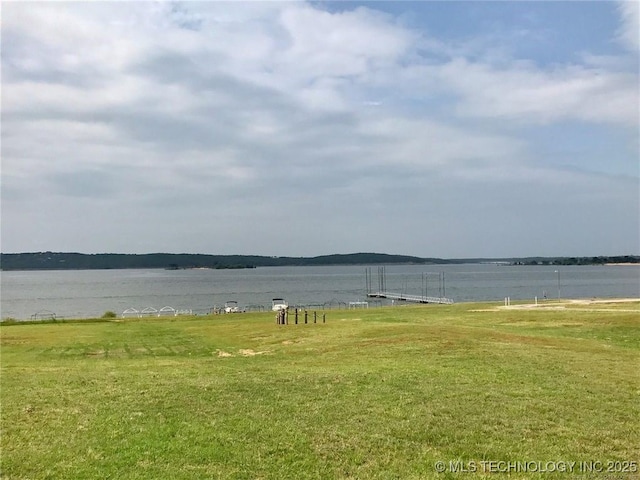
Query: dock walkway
367,292,454,304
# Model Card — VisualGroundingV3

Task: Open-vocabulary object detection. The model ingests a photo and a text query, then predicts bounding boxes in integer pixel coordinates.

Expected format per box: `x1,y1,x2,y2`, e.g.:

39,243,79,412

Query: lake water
1,264,638,320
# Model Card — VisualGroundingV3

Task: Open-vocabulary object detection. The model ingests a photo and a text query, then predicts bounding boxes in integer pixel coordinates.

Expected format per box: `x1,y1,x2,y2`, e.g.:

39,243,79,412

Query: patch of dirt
238,349,270,356
474,298,639,312
215,349,271,357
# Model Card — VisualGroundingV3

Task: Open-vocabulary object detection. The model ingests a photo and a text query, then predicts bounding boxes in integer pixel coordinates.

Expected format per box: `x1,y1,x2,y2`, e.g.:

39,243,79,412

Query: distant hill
0,252,442,271
0,252,637,271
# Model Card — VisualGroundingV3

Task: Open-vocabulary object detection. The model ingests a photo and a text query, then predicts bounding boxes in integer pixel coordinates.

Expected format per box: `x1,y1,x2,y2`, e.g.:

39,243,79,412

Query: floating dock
367,292,454,304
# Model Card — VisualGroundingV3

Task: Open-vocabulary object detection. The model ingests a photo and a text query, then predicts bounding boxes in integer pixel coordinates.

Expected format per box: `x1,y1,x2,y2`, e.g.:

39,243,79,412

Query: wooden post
323,313,326,323
304,310,308,324
295,308,298,324
314,311,317,323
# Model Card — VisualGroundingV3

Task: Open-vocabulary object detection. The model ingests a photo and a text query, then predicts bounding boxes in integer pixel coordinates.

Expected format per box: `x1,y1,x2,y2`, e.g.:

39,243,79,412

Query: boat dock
367,292,454,304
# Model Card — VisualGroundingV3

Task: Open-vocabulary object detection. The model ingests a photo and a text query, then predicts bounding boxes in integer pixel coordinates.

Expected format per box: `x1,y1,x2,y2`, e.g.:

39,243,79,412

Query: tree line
0,252,436,271
512,256,639,266
1,252,637,271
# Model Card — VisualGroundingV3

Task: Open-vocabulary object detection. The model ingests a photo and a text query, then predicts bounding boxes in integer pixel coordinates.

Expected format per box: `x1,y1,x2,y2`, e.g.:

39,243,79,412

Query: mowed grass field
1,300,639,479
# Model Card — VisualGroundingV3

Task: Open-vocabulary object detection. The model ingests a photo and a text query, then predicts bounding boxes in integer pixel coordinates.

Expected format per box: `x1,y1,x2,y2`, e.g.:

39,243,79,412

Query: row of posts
276,308,325,325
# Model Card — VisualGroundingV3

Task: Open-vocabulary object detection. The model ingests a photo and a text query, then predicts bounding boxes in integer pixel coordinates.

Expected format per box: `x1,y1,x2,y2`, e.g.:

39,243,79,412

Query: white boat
271,298,288,311
224,301,239,313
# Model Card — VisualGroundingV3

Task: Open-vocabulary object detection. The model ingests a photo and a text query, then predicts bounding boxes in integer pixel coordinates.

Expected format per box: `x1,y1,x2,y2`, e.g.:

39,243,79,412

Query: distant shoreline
3,297,638,324
1,252,638,271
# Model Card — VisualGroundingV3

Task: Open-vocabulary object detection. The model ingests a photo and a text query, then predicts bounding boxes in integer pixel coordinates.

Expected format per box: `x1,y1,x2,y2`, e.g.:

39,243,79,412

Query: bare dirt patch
474,298,640,313
86,350,106,357
215,349,271,357
238,349,270,356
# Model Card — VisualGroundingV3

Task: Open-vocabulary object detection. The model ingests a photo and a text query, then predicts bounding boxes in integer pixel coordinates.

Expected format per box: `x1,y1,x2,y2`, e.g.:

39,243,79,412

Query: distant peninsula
0,252,441,271
0,252,638,271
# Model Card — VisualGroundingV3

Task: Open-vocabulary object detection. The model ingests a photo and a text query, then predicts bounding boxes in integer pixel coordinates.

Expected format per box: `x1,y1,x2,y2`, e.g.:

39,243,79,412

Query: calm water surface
1,264,638,320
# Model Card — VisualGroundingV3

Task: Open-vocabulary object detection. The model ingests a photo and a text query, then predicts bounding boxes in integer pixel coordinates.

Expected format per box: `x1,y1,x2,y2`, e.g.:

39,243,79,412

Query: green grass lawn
1,301,639,479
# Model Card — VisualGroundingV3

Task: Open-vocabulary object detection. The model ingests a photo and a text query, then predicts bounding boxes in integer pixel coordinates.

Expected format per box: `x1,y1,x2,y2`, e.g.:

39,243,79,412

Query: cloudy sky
2,1,638,258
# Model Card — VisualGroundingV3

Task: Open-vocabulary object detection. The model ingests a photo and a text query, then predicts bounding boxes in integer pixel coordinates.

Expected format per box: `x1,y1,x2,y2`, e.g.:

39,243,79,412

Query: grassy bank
1,301,639,479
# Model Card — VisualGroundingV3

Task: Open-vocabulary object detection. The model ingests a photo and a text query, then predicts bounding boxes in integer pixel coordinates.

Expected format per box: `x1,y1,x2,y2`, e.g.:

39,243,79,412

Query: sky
1,1,639,258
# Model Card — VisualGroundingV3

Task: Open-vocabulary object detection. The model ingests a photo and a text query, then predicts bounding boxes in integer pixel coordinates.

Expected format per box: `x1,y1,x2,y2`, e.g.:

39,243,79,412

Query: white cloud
278,5,413,76
1,1,637,256
617,0,639,52
436,59,639,126
354,115,524,171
